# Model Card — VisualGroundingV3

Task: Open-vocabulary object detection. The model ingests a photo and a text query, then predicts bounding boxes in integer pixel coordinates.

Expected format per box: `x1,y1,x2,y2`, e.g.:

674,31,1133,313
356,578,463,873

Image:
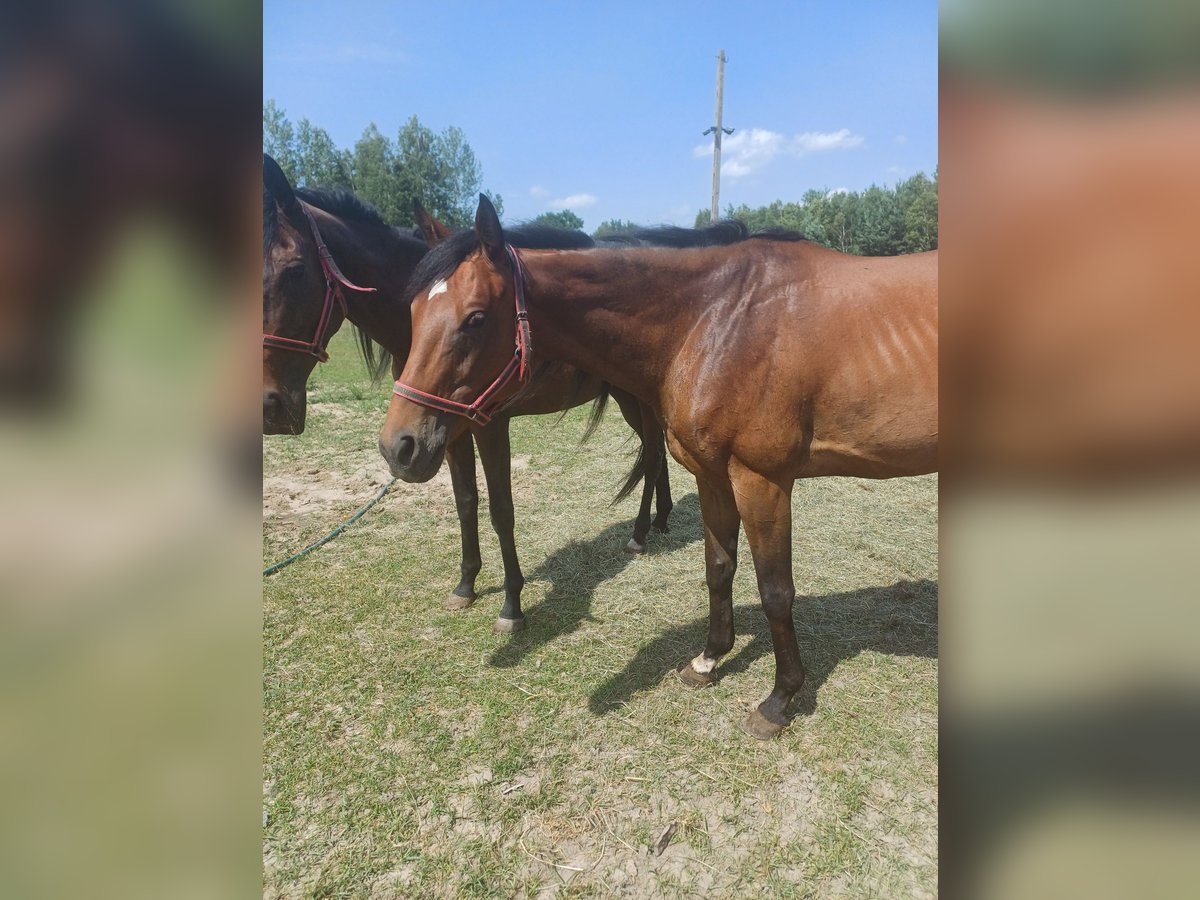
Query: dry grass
263,330,938,898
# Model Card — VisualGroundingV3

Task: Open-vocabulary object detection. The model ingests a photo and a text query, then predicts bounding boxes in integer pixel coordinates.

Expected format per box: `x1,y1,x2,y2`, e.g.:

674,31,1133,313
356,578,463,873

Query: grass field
263,330,938,898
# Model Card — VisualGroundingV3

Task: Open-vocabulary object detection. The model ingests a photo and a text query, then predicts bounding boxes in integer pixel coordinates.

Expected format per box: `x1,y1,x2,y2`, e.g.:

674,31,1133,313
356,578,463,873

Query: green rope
263,476,398,577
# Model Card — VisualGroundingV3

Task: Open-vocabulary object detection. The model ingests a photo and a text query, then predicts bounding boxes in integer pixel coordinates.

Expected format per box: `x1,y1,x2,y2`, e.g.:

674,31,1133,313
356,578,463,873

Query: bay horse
262,157,673,631
378,195,938,738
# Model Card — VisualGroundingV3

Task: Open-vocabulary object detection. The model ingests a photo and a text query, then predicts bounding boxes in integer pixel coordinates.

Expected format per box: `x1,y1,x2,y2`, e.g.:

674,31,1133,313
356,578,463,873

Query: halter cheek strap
391,244,531,427
262,204,376,362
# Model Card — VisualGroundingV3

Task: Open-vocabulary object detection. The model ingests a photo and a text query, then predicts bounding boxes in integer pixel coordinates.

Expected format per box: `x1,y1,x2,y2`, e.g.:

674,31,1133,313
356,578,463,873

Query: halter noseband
262,204,376,362
391,244,532,427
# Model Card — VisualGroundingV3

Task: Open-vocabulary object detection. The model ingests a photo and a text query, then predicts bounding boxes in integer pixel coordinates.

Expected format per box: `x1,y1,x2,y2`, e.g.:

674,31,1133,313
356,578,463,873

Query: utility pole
702,50,734,223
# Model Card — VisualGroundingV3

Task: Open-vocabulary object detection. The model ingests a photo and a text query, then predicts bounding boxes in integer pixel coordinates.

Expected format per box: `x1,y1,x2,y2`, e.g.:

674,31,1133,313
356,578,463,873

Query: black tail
581,383,611,443
613,431,654,505
354,324,393,383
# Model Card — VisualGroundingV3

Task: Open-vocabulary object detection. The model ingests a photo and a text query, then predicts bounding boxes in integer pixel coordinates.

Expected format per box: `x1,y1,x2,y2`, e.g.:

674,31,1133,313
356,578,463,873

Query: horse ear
263,154,301,217
413,199,452,246
474,193,505,263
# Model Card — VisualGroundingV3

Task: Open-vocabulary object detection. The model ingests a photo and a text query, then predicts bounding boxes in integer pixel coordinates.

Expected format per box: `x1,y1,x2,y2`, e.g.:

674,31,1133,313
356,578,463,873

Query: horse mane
403,223,596,302
262,185,279,255
597,219,750,248
295,186,389,230
748,226,808,242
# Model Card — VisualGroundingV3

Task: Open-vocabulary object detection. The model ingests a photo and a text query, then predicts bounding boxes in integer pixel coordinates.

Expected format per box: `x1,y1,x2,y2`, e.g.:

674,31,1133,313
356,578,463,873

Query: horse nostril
263,391,281,417
395,435,417,467
380,433,418,471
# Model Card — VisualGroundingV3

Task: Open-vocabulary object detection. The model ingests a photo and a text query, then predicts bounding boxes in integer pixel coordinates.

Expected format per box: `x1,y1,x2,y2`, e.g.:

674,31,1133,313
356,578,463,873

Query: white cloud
792,129,864,154
827,187,850,197
894,134,908,145
529,185,548,198
693,126,864,180
548,193,597,210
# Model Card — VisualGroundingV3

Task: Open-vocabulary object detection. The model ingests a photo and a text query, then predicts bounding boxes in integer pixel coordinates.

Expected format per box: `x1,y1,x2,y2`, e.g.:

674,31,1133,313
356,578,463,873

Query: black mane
295,186,390,230
262,186,278,254
404,224,595,302
403,218,809,302
597,219,750,247
264,183,396,254
748,226,808,242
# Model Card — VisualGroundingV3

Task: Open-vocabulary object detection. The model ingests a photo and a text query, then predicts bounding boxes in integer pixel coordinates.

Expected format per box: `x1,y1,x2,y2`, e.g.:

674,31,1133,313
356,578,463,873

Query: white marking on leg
428,279,448,298
690,654,717,674
626,538,645,553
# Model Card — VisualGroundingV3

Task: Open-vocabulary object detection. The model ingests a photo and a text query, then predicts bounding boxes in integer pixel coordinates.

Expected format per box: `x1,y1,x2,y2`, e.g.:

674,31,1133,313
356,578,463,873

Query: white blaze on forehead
428,279,449,298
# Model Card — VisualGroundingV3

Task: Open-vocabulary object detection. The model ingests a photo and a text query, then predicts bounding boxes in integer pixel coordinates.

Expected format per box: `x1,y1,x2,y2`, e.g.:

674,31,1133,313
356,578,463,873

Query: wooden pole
711,50,726,223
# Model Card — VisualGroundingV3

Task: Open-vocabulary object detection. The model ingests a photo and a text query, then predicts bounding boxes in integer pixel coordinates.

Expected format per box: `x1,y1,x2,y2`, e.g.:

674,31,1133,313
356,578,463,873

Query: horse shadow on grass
488,492,704,669
587,577,938,721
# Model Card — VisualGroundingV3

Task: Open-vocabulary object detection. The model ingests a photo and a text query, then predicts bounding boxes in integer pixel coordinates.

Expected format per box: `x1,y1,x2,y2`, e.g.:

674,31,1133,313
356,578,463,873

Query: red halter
391,244,532,426
262,204,376,362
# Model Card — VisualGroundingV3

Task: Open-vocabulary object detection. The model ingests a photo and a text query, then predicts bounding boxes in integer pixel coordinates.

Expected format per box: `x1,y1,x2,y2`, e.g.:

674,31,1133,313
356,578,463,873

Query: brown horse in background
379,195,937,738
263,158,673,632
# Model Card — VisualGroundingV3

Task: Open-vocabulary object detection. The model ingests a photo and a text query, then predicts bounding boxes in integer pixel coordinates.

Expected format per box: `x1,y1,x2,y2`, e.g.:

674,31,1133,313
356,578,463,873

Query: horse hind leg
610,390,655,553
445,433,482,610
628,452,657,553
677,478,740,689
649,419,673,533
475,420,527,633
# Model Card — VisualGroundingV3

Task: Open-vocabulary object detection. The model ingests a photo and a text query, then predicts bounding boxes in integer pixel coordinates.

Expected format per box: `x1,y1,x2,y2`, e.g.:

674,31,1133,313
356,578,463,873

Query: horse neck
524,249,705,407
312,212,424,352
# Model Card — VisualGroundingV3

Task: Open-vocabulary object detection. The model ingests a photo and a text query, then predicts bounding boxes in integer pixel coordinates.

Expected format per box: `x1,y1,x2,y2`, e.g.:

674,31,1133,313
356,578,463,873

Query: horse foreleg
444,433,481,610
678,477,741,688
475,419,527,634
731,464,804,740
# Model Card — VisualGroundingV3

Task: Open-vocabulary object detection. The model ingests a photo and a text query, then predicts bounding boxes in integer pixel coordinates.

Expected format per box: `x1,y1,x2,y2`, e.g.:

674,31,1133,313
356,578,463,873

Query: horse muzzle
379,424,446,483
263,389,305,435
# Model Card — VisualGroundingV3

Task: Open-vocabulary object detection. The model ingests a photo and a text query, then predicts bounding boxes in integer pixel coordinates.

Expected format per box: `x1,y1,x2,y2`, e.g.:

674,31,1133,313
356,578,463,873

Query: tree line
695,171,938,255
263,99,503,229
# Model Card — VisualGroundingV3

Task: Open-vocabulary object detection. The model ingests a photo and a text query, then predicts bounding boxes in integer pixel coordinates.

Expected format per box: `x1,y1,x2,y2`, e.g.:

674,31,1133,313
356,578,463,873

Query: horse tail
355,324,393,383
580,382,611,443
613,433,652,505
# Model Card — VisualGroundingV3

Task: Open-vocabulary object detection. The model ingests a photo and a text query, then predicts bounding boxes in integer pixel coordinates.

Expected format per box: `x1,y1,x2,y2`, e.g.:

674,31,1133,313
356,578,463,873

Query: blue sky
264,1,937,229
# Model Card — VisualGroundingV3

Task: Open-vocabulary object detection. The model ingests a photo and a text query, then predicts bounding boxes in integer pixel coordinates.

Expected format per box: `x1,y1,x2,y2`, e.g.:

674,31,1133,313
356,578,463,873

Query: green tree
294,118,353,189
593,219,640,237
689,170,937,254
350,123,403,224
263,99,298,180
895,173,938,252
531,210,584,230
263,103,503,228
392,116,500,227
856,185,903,255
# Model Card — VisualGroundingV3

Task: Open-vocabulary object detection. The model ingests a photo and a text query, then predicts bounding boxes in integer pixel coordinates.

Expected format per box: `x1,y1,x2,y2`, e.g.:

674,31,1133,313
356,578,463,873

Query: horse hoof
653,519,671,533
625,538,646,554
741,708,787,740
676,664,715,689
493,616,526,634
444,592,475,611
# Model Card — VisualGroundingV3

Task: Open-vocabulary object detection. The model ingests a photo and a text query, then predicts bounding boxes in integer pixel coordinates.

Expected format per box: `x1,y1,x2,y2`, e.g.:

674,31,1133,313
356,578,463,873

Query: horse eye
462,311,487,330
